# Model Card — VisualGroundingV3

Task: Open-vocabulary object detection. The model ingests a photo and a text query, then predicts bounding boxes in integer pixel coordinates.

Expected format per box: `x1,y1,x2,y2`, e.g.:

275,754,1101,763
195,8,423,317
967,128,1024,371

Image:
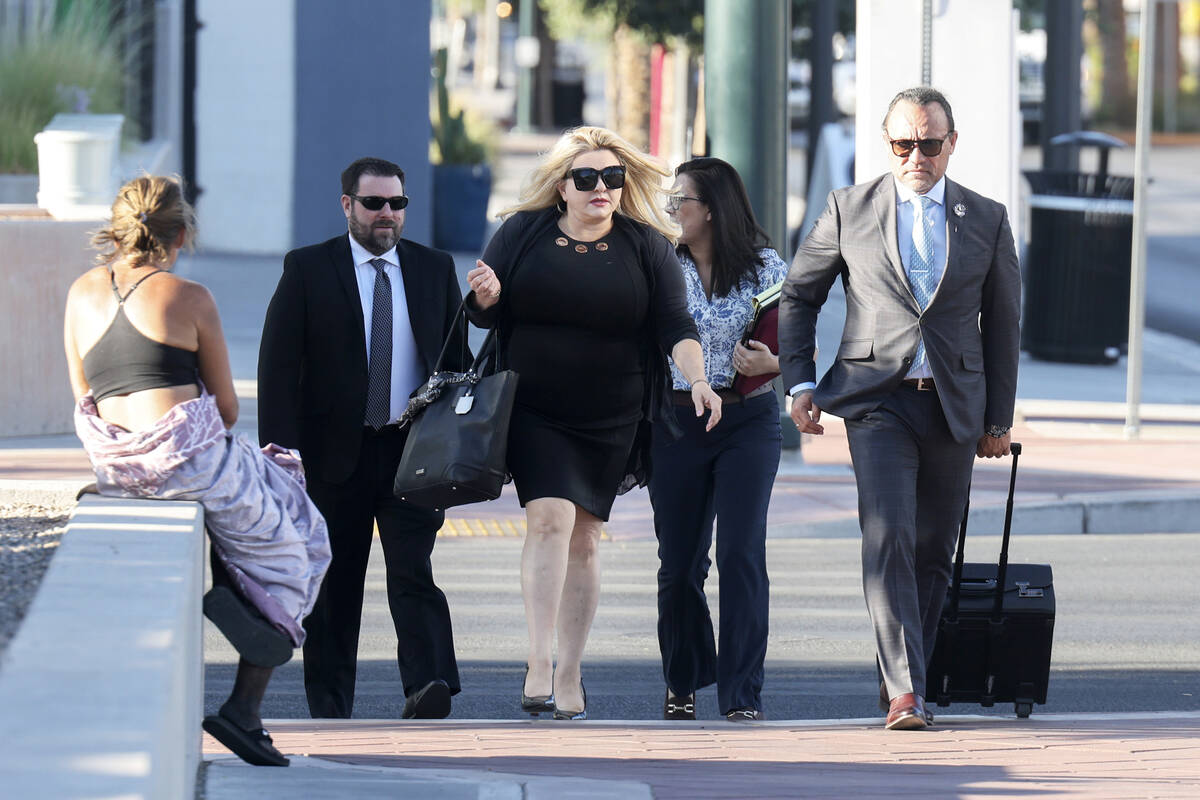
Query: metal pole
1125,0,1156,439
1042,0,1083,171
921,0,932,85
704,0,789,253
515,0,535,131
807,0,835,196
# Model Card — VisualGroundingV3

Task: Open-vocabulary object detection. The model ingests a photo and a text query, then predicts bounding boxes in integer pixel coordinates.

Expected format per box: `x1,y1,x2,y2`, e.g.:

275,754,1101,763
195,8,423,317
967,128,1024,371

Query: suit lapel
943,178,966,290
330,235,366,342
871,178,915,307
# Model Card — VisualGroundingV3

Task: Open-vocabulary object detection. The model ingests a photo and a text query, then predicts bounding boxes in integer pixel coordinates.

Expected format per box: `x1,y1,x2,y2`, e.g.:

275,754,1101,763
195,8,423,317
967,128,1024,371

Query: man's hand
691,382,723,431
789,390,824,435
976,431,1011,458
467,260,501,310
733,339,779,377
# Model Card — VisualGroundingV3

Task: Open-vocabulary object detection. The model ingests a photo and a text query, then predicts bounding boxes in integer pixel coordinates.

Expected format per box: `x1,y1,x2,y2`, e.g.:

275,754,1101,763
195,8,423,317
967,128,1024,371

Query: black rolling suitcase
927,443,1055,718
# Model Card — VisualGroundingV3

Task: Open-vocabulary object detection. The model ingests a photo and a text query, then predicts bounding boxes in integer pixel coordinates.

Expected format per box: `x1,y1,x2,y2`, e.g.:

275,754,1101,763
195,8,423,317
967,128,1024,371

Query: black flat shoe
521,665,555,715
203,713,289,767
663,690,696,721
552,679,587,720
402,679,452,719
725,707,764,722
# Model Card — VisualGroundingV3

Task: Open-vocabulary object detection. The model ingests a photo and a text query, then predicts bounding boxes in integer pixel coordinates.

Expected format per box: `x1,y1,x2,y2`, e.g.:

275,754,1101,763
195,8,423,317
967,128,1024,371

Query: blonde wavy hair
500,126,680,242
91,175,196,268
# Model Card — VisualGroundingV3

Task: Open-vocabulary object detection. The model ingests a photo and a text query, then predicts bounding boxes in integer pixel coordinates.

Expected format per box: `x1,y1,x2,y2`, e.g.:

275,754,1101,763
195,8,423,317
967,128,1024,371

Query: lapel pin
954,203,967,218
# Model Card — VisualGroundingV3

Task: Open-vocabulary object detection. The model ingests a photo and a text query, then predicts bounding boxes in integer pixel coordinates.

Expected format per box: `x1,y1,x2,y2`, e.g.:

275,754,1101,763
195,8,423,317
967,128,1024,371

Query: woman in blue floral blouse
650,157,787,722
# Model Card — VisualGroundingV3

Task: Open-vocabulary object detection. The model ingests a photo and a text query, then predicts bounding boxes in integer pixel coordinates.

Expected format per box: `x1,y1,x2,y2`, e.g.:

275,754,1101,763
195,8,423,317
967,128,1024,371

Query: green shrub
0,2,125,173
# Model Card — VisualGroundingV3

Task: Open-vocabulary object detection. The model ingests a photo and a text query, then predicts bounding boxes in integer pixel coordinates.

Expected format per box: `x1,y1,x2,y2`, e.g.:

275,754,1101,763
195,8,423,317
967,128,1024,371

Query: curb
767,489,1200,538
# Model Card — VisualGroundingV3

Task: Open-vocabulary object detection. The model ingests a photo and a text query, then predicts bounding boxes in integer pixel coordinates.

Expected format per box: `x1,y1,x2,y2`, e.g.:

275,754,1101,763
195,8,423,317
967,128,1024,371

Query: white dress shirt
788,175,949,396
348,234,424,424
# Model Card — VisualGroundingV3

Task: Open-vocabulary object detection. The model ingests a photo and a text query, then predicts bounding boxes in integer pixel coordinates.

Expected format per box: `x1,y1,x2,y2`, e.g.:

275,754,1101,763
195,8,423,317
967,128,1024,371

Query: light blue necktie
365,257,392,429
907,195,936,371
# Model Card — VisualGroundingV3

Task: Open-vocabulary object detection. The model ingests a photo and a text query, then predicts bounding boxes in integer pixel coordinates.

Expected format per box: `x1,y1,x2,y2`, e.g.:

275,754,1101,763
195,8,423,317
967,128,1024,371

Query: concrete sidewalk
204,712,1200,799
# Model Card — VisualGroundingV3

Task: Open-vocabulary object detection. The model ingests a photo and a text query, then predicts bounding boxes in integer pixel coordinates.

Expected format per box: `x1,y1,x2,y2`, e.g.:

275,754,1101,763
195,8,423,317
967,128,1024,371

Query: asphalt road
205,531,1200,722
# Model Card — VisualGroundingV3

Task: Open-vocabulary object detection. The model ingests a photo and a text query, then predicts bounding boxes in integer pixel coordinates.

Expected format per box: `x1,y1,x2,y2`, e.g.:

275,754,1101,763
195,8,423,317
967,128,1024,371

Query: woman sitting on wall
63,175,331,767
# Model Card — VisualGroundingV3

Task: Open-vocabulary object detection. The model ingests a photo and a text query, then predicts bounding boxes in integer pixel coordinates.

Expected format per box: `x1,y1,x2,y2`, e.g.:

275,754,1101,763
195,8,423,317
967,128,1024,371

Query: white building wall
196,0,295,253
856,0,1018,224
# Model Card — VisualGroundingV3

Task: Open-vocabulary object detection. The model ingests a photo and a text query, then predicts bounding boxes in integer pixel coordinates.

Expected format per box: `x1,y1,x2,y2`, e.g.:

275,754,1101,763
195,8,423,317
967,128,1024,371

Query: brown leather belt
902,377,936,392
672,383,775,406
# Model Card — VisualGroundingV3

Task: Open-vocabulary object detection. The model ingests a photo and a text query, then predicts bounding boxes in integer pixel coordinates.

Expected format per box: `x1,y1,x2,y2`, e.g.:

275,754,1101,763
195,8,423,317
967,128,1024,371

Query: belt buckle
914,377,934,391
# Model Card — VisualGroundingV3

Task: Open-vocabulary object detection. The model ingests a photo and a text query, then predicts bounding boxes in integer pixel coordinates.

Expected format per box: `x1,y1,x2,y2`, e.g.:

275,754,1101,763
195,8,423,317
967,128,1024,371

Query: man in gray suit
779,87,1020,730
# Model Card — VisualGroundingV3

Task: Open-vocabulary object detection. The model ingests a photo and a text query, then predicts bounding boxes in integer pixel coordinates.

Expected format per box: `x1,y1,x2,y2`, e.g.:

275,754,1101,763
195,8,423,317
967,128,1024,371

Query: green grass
0,4,125,173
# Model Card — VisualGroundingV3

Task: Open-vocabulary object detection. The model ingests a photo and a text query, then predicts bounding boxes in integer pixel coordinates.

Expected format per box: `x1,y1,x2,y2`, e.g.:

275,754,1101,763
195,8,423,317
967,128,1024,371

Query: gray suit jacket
779,174,1021,444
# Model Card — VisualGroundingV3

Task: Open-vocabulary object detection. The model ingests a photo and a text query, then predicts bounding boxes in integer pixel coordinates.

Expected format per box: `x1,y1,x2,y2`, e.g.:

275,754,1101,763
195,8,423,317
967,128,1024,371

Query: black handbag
392,296,518,510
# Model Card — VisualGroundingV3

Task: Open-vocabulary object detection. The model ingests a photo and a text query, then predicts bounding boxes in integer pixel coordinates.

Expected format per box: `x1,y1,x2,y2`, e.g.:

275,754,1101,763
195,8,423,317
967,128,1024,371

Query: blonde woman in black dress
466,127,721,719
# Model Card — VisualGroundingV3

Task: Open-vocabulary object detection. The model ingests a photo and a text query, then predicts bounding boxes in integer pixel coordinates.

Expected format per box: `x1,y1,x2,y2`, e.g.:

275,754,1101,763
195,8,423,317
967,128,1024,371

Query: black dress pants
648,392,781,714
302,426,460,718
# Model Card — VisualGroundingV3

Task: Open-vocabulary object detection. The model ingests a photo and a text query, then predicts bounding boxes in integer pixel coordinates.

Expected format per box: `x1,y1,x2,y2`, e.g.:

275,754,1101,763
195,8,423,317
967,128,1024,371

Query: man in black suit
259,157,469,719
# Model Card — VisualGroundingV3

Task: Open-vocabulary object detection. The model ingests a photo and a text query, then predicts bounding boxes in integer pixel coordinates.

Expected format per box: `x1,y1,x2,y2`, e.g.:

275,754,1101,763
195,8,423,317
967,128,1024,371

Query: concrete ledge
0,495,205,799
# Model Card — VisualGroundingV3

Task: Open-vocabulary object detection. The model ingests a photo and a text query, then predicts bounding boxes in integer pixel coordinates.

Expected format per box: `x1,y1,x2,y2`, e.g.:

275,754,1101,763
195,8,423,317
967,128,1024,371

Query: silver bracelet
689,378,710,390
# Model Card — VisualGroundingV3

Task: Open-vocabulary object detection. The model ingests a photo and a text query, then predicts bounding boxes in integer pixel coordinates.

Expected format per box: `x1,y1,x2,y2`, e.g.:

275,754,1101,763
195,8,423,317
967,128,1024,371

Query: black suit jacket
258,234,469,484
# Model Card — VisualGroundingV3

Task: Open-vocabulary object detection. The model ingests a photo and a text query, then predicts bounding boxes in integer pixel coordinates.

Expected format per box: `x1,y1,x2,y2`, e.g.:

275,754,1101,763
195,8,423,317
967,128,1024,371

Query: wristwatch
985,424,1011,438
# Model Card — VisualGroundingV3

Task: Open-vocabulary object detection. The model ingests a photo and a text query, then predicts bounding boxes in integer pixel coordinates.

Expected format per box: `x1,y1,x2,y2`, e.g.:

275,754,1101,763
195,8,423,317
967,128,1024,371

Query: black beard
349,215,400,255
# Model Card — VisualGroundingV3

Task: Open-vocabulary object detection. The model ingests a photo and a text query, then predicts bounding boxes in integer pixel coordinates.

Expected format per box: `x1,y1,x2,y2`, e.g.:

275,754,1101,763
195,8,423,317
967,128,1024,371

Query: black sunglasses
350,194,409,211
568,165,626,191
888,137,950,158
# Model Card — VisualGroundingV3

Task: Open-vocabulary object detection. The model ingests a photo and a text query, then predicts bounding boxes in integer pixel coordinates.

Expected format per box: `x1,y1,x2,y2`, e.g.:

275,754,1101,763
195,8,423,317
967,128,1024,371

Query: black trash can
1022,134,1134,364
552,67,585,129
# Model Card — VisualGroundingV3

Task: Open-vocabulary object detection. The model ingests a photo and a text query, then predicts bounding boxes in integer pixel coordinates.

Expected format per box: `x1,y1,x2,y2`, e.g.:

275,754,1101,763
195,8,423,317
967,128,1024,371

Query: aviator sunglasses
568,165,627,191
888,136,951,158
350,194,409,211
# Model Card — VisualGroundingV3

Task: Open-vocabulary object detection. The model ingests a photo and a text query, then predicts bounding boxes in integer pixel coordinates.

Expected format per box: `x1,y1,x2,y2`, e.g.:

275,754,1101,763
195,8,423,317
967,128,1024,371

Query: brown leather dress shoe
885,693,928,730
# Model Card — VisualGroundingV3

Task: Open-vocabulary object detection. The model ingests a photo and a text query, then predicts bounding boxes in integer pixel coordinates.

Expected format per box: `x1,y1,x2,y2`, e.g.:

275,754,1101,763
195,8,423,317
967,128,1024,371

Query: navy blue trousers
648,392,781,714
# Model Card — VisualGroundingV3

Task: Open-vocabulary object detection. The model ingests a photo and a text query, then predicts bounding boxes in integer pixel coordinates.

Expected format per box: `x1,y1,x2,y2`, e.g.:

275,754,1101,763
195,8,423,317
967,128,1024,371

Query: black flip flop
202,585,293,668
202,713,289,767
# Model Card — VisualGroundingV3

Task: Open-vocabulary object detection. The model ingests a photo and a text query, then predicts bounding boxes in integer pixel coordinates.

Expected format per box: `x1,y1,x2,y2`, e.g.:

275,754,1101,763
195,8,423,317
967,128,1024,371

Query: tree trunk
1096,0,1134,126
608,24,651,149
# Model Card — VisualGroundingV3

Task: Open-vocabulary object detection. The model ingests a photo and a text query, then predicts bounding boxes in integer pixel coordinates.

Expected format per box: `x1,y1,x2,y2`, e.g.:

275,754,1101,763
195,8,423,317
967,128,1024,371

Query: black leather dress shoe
402,679,452,719
663,690,696,721
552,680,587,720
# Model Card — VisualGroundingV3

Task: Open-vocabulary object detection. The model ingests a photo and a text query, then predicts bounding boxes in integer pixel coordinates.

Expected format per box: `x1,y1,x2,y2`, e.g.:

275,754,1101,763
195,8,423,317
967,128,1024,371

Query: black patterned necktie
365,257,392,429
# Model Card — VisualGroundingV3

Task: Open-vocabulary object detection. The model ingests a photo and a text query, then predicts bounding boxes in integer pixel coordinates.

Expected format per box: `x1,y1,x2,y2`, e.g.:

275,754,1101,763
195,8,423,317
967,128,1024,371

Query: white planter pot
34,113,124,220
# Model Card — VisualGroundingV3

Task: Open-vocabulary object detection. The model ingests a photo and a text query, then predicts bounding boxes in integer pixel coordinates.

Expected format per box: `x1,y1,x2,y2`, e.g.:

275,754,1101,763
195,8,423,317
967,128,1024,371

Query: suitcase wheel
1015,702,1033,719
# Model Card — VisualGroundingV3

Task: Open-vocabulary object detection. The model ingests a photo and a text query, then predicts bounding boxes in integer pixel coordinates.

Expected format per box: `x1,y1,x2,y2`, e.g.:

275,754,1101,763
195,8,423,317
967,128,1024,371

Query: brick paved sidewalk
205,712,1200,799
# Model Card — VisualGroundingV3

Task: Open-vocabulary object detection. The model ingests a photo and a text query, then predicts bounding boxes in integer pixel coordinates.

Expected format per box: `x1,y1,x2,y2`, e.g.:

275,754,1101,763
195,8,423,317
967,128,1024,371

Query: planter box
432,163,492,253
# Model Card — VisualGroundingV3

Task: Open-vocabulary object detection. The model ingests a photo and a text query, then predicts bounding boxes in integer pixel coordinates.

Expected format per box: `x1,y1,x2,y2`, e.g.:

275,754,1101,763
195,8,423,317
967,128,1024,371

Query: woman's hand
733,339,779,377
690,380,723,431
467,260,502,310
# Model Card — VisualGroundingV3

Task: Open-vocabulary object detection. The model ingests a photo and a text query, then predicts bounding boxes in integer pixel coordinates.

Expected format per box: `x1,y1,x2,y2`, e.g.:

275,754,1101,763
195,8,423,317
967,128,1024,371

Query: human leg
648,412,718,702
712,396,780,714
845,395,924,701
553,505,604,715
521,497,576,699
301,450,376,718
914,413,977,670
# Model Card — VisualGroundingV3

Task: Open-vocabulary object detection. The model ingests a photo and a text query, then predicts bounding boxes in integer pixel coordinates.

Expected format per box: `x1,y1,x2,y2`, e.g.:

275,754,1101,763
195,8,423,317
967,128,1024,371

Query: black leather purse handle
431,291,500,377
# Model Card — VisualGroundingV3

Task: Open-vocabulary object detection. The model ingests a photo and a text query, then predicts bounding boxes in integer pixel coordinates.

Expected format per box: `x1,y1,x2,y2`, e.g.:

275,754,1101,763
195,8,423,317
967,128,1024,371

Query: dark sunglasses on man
888,136,950,158
350,194,409,211
568,165,626,192
888,137,951,158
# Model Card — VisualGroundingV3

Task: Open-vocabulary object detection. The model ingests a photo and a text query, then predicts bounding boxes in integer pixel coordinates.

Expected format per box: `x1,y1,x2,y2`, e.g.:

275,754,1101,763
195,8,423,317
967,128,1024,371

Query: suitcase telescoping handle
946,442,1021,623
